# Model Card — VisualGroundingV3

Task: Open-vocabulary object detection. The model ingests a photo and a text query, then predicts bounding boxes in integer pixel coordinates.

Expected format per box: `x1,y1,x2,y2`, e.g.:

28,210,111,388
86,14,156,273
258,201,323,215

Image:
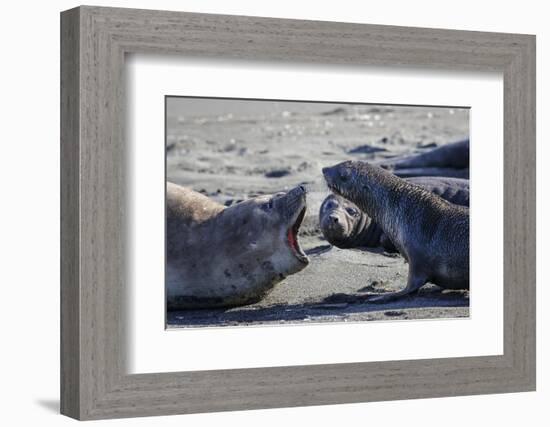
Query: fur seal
319,177,469,252
377,139,469,178
166,182,308,309
322,161,469,302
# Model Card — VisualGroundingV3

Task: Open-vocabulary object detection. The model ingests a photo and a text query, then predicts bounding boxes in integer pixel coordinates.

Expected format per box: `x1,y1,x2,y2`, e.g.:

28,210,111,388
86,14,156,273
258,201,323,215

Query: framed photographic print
61,6,536,420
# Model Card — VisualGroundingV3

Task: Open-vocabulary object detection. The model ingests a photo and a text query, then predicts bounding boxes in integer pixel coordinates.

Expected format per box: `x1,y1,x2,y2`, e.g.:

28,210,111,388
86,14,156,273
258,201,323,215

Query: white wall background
0,1,546,425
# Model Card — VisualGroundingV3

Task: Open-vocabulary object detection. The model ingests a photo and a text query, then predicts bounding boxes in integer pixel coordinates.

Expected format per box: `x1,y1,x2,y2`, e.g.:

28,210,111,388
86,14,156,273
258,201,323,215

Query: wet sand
166,99,469,327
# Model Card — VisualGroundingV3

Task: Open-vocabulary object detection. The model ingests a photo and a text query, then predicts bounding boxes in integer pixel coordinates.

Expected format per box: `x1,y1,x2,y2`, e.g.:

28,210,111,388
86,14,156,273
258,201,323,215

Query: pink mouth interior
287,207,306,254
287,229,298,252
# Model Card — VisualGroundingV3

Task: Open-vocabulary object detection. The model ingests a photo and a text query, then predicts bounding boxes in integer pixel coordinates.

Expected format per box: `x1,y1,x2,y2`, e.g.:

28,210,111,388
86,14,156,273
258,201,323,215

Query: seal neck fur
349,213,384,248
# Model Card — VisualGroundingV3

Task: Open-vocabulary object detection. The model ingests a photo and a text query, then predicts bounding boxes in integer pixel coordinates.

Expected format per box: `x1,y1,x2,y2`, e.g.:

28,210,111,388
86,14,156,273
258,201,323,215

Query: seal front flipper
368,268,428,304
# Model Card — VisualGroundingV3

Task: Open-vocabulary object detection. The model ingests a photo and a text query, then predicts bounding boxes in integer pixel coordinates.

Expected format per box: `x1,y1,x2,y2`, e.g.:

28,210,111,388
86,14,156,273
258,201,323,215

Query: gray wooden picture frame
60,5,536,421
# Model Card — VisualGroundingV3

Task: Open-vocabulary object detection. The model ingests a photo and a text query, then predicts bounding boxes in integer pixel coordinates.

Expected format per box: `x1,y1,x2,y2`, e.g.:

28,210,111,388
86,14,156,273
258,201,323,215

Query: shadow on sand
167,287,469,327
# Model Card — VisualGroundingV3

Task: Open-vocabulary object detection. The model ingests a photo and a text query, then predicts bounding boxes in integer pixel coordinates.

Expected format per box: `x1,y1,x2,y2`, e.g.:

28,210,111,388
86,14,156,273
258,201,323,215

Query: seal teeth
293,207,306,234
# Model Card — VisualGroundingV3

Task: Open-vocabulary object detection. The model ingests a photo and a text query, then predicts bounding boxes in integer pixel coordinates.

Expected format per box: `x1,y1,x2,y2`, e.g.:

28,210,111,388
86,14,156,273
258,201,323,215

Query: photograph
165,97,470,328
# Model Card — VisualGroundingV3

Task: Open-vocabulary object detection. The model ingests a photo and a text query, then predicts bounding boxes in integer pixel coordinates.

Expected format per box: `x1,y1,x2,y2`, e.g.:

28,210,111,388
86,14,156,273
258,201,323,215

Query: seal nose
298,184,306,193
330,215,339,224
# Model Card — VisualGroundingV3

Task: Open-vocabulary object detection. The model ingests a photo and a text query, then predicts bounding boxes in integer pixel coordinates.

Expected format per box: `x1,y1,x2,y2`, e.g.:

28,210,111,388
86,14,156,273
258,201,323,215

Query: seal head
319,194,381,248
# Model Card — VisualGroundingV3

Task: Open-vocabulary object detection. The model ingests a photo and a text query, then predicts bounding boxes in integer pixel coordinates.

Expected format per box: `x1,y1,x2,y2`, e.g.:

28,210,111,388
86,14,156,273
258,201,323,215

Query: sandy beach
166,98,470,327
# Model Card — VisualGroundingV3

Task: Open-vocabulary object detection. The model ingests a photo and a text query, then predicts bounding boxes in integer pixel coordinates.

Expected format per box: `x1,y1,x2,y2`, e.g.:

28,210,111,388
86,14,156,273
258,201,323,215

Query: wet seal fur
323,161,469,302
319,177,469,252
166,183,309,309
376,139,469,178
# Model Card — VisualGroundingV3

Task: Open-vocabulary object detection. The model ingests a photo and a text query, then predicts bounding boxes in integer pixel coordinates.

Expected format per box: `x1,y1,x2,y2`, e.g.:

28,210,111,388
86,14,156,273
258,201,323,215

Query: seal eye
339,170,352,183
263,199,274,210
324,200,337,210
346,207,358,216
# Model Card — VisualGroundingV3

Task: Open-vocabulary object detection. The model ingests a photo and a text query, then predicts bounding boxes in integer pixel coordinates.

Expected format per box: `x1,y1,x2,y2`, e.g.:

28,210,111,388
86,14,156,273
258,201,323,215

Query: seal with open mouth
323,161,469,303
166,182,309,309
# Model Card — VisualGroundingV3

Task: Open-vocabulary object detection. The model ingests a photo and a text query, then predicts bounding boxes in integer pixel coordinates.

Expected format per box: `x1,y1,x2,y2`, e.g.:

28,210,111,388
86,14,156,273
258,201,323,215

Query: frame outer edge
517,34,536,389
527,35,536,390
502,34,536,391
60,6,82,420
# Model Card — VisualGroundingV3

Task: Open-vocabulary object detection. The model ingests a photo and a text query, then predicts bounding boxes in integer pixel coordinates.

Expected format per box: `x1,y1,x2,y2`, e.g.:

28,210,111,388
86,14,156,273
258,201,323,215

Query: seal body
322,161,469,302
166,183,309,309
319,177,469,252
377,139,469,178
404,177,469,206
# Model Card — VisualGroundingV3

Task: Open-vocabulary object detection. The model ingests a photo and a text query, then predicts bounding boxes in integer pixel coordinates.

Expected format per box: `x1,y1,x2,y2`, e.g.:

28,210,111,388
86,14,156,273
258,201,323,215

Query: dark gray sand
166,99,469,327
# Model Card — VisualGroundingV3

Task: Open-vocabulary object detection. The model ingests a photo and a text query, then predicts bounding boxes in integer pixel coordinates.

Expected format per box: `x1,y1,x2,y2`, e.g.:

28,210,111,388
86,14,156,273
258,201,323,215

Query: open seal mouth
287,206,308,263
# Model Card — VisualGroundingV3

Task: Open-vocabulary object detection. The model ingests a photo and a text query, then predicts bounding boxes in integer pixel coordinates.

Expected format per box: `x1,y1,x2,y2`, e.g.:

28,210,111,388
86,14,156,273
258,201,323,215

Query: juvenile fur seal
166,183,308,309
376,139,469,178
322,161,469,302
319,177,469,252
